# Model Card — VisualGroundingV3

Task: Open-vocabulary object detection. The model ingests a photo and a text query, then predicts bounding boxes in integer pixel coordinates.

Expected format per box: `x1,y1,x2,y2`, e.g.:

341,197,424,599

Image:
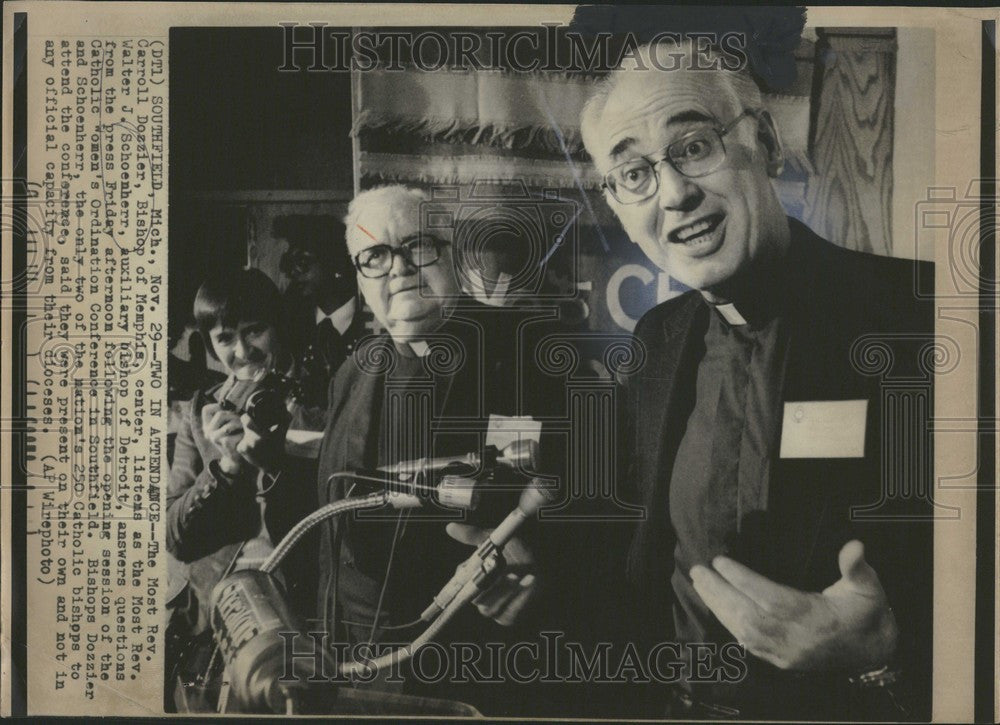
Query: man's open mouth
668,214,725,245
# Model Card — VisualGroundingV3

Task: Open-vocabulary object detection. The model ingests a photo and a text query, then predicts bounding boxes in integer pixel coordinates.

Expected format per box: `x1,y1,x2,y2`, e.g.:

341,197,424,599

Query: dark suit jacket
615,219,934,720
284,291,366,415
314,300,565,713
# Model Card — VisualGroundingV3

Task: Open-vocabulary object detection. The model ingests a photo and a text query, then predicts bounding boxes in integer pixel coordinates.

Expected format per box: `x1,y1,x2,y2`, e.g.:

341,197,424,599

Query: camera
216,370,302,433
421,179,578,304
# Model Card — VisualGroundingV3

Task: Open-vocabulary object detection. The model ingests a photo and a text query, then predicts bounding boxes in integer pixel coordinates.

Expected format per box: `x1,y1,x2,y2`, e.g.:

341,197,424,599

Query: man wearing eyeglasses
312,185,547,710
580,41,932,720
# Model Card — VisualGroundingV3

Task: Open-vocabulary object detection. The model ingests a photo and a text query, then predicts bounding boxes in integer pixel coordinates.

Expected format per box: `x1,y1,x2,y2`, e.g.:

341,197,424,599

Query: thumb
446,522,490,547
837,540,880,591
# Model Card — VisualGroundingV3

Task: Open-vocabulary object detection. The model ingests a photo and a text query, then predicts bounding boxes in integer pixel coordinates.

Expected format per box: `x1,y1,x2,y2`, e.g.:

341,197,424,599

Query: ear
755,110,785,178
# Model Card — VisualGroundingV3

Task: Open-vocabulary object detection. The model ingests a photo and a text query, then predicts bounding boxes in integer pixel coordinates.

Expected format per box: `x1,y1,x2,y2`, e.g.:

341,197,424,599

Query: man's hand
445,523,538,627
690,540,898,672
202,403,245,475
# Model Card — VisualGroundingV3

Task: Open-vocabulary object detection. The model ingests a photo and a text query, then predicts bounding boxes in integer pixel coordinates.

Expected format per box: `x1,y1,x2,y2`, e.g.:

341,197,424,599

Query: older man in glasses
312,185,551,710
580,41,933,720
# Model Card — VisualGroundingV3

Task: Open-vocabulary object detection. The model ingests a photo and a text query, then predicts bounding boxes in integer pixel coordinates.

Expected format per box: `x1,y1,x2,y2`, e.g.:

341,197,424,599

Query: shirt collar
315,297,357,335
713,302,749,326
388,337,433,361
408,340,431,358
702,221,797,330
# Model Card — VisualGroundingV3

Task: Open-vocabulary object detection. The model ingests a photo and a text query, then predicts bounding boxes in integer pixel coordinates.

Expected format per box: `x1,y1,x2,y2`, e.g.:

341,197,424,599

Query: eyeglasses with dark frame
352,234,450,279
600,108,760,205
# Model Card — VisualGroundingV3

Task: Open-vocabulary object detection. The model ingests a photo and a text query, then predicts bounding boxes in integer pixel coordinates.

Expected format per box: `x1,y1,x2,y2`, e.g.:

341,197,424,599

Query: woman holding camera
166,268,319,642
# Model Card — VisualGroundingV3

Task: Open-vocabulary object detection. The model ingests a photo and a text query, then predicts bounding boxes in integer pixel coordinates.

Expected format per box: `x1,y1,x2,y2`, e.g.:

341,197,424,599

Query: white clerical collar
408,340,431,358
315,298,357,335
713,302,748,326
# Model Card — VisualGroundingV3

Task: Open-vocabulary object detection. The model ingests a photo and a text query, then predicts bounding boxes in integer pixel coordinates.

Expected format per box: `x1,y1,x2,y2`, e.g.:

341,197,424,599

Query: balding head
579,38,789,301
581,40,763,163
344,186,438,255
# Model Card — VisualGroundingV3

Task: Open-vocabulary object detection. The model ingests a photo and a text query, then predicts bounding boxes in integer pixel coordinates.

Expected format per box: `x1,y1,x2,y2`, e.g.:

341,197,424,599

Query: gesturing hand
445,523,539,627
690,540,898,672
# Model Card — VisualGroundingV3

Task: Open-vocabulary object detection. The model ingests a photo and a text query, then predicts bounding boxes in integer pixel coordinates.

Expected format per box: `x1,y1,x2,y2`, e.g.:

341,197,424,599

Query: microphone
344,469,481,511
420,477,557,621
378,439,539,478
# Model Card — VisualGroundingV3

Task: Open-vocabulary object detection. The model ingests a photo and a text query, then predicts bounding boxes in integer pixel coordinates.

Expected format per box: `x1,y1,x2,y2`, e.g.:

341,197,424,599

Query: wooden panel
804,30,896,255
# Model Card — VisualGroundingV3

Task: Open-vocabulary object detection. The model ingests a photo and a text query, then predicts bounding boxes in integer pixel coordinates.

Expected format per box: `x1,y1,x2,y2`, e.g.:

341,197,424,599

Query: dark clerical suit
614,218,934,720
314,300,561,714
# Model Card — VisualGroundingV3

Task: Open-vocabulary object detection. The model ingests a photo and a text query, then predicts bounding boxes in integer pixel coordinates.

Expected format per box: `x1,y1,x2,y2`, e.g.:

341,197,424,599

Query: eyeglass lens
606,128,725,203
356,237,441,277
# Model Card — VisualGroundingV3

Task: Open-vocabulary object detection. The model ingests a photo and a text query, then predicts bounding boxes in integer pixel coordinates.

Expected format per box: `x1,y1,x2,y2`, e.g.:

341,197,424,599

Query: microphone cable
365,508,408,648
260,476,385,574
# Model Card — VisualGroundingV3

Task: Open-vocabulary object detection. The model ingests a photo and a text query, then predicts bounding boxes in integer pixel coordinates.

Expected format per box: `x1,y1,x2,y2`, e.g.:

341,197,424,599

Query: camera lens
245,389,288,432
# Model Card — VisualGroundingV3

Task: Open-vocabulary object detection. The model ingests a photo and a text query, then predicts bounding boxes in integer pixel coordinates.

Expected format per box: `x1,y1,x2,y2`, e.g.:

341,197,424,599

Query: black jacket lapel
627,293,708,587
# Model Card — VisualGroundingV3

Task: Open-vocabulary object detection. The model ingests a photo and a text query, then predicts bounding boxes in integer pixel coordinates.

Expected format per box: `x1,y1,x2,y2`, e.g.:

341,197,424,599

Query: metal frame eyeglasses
600,109,760,205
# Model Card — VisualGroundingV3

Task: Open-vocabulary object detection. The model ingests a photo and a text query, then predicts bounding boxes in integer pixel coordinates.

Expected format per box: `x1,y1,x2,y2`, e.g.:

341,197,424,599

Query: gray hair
343,185,429,231
580,39,763,158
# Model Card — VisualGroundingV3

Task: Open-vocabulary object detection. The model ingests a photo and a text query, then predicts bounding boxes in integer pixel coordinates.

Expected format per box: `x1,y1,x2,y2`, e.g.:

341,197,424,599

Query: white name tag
779,400,868,459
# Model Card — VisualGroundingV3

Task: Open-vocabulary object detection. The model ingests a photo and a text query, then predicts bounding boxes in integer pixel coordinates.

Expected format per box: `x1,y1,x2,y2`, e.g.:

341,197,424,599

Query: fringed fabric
358,151,603,190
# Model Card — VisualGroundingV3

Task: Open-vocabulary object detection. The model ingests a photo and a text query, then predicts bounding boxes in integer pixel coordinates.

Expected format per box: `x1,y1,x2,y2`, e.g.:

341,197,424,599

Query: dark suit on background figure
284,289,365,412
278,215,361,421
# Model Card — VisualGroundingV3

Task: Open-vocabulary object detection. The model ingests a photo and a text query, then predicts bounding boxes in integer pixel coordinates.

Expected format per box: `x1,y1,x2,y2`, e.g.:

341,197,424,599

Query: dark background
169,27,355,345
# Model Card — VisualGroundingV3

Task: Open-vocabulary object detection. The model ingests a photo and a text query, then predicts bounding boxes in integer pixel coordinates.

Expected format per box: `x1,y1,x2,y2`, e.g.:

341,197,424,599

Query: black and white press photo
4,3,994,722
162,12,945,719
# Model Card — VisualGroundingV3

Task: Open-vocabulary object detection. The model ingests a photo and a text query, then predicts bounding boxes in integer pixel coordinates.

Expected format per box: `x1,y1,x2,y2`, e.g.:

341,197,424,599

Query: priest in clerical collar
314,185,541,706
579,38,933,721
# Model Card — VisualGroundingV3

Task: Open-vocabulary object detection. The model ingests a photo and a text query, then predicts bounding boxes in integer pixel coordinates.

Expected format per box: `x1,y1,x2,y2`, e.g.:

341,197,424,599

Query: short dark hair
275,214,354,277
193,267,286,358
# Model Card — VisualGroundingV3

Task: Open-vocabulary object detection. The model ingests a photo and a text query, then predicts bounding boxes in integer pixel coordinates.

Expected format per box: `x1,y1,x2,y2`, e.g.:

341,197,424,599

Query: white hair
343,185,429,231
580,39,763,158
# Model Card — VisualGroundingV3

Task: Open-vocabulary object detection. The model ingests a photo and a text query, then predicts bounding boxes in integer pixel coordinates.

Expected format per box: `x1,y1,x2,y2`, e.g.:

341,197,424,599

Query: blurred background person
278,214,363,420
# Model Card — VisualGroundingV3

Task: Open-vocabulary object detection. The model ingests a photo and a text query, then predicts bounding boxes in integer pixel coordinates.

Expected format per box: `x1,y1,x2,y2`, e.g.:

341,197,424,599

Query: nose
388,247,417,277
655,161,703,213
233,336,251,361
236,334,265,364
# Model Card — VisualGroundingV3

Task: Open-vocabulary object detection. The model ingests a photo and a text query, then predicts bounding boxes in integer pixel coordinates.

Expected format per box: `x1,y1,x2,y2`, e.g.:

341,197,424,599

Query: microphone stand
220,471,546,714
